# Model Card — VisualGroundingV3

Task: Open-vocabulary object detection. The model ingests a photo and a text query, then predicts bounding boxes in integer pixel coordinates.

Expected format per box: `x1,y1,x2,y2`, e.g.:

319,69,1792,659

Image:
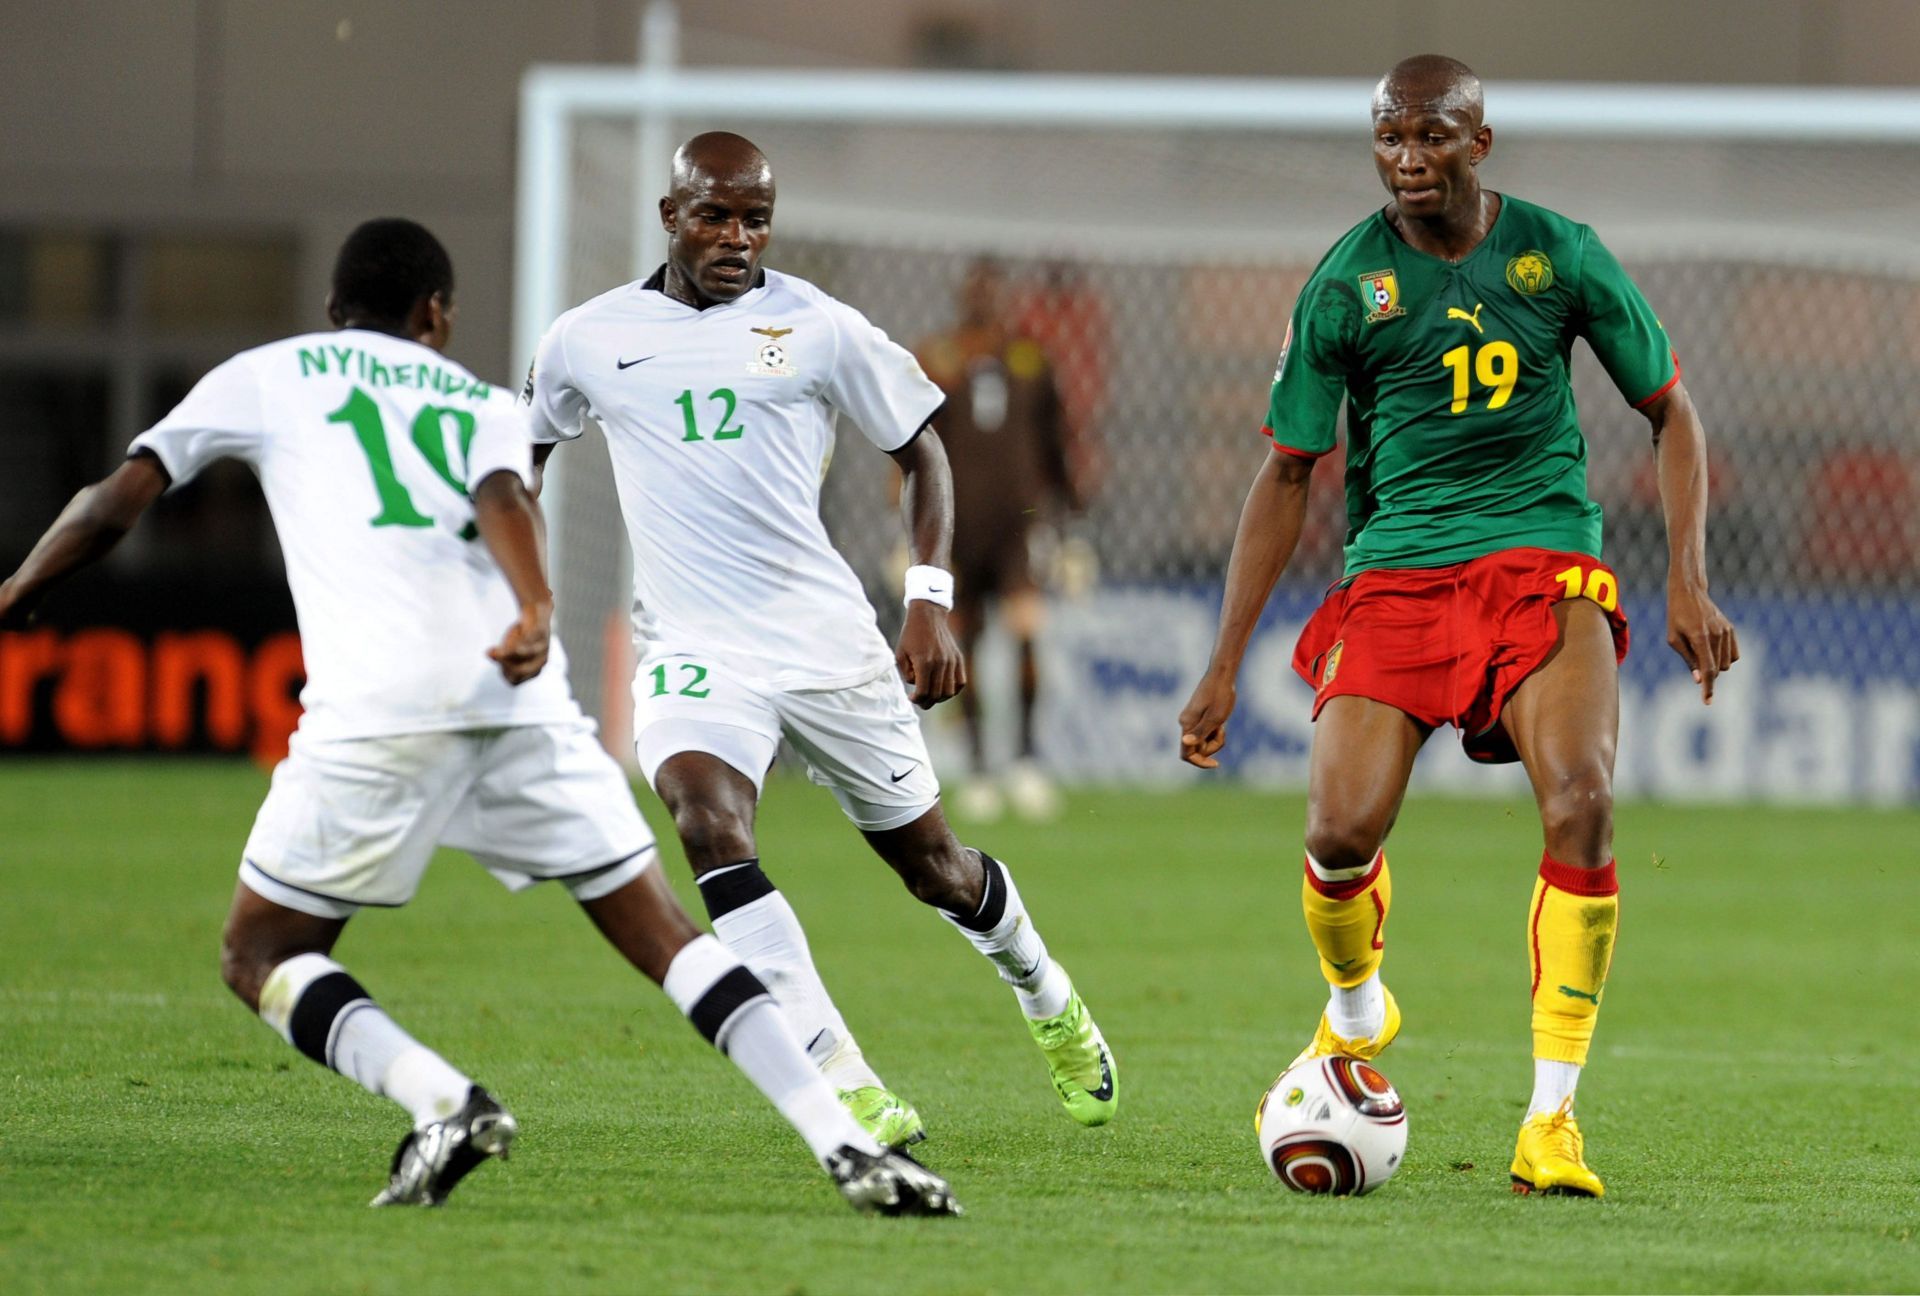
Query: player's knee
899,841,980,912
1538,766,1615,868
1303,815,1387,875
670,800,756,871
218,934,269,1009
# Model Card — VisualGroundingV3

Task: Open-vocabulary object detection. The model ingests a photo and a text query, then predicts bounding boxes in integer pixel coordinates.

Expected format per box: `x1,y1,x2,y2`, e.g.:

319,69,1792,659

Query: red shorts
1291,548,1630,764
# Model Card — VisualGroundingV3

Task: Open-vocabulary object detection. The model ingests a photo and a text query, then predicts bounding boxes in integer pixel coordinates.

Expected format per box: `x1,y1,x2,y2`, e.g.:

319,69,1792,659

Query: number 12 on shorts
649,662,711,698
1554,563,1619,612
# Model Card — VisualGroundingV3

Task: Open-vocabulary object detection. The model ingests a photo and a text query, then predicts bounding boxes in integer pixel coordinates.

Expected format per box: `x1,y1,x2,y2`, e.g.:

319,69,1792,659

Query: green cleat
1027,978,1118,1127
838,1085,927,1150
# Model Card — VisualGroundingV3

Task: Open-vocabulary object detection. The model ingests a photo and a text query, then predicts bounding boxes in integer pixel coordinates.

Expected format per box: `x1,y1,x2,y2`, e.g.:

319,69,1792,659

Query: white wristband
903,564,954,610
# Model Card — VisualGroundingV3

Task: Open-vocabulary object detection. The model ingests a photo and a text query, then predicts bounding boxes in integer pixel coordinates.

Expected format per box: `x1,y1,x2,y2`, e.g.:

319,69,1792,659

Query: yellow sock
1527,854,1619,1066
1301,850,1391,988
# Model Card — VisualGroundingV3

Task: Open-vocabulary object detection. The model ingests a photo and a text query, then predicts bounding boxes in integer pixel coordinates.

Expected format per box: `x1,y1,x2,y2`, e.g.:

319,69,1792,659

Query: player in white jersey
526,133,1118,1146
0,218,957,1216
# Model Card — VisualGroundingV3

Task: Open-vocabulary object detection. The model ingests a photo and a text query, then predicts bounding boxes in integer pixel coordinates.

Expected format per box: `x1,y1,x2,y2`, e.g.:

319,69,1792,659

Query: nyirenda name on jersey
296,343,492,402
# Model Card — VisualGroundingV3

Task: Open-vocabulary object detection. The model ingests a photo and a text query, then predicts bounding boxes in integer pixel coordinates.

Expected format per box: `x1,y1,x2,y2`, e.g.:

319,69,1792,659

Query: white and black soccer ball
1255,1054,1407,1195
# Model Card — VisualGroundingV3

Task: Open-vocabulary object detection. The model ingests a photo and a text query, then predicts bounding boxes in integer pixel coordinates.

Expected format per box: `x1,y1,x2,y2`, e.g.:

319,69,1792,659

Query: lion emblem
1505,250,1555,296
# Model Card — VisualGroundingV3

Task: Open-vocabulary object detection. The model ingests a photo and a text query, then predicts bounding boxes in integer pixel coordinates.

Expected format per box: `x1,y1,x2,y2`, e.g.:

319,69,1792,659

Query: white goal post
514,31,1920,803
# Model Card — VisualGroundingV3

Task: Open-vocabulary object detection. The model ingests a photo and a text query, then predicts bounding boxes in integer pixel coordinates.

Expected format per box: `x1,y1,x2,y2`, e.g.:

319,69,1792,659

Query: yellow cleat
1287,985,1401,1072
1510,1100,1605,1198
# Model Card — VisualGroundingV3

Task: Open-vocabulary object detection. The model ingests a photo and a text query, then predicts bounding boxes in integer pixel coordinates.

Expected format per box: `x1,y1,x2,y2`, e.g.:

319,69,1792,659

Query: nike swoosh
1086,1045,1115,1103
616,355,655,370
889,765,918,783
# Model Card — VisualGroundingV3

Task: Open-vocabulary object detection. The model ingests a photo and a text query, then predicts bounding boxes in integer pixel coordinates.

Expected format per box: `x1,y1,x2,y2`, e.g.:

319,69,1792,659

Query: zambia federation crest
1505,250,1555,295
747,326,798,377
1357,270,1404,324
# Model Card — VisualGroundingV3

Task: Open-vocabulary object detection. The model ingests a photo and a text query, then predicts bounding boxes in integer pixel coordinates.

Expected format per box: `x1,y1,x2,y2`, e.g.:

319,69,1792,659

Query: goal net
516,67,1920,804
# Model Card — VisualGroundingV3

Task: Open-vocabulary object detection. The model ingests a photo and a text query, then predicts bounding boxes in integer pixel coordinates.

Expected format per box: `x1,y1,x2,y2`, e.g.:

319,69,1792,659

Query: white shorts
632,655,940,832
240,721,655,919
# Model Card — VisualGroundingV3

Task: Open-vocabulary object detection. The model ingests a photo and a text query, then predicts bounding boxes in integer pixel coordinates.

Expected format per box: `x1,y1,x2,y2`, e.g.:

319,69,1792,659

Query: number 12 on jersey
675,388,745,442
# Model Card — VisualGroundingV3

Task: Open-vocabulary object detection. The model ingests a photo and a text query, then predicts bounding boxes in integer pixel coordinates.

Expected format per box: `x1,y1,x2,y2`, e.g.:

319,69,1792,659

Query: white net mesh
535,100,1920,802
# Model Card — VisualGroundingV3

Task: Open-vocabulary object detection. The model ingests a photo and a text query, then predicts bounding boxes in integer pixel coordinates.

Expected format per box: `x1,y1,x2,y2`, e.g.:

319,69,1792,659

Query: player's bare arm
1641,380,1739,703
472,469,555,685
1178,451,1315,768
0,451,171,628
889,428,965,709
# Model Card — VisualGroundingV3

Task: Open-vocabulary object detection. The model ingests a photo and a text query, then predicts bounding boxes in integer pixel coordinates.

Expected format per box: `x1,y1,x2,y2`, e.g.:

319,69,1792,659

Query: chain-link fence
538,105,1920,801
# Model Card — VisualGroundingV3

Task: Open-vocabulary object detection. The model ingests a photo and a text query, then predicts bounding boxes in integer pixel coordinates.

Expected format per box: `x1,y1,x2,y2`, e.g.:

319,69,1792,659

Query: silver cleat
370,1086,518,1207
826,1144,963,1217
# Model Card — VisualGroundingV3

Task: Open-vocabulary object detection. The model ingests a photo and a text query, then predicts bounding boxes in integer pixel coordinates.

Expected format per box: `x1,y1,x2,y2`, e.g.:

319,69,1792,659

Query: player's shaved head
670,131,774,203
658,132,776,308
1373,55,1483,127
1369,54,1494,241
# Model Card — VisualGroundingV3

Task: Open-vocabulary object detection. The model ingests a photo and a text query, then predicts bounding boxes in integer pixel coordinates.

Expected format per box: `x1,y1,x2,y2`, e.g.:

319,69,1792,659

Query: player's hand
1178,666,1238,769
1666,577,1738,704
488,601,553,686
0,577,39,629
896,601,965,709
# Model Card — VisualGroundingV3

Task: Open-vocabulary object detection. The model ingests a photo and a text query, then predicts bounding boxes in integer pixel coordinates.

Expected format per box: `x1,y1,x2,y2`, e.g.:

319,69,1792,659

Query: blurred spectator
1009,261,1111,503
917,259,1085,821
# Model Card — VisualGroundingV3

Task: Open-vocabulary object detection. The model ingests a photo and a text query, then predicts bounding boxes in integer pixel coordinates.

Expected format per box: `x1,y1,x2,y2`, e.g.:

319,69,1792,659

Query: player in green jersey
1178,54,1739,1197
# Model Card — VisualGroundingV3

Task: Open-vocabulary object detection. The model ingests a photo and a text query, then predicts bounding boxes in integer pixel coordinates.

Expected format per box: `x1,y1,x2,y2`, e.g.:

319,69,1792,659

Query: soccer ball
1255,1054,1407,1195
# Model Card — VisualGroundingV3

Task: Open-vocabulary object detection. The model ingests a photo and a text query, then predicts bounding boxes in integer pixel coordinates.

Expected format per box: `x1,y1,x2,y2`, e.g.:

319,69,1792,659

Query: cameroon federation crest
1505,250,1555,295
1357,270,1404,324
1319,639,1345,692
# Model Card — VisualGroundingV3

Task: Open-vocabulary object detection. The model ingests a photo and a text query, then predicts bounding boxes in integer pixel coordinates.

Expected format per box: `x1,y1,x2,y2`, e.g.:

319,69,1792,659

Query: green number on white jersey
327,386,480,537
675,388,746,442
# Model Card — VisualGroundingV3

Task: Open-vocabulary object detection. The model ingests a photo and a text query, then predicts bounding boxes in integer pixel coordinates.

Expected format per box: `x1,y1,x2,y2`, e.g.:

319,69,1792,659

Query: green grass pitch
2,758,1916,1294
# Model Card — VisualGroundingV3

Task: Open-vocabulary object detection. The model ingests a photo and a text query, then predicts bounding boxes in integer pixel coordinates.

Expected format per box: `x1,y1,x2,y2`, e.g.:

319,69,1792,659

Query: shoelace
1033,1004,1082,1050
1532,1098,1583,1159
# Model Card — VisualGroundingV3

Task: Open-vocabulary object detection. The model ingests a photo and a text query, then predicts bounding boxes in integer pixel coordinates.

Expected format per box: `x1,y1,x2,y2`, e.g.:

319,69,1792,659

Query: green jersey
1263,194,1676,579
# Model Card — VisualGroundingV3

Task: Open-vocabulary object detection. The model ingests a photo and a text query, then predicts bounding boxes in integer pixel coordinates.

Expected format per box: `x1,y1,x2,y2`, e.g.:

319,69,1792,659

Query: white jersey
131,329,582,741
525,268,945,689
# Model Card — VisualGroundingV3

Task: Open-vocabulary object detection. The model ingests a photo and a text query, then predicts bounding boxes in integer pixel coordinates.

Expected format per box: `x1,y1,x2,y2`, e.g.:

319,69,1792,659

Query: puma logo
1447,302,1486,334
1557,984,1601,1005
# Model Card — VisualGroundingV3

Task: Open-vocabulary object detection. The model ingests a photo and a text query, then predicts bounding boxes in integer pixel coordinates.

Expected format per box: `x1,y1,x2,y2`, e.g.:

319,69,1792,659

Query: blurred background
3,0,1917,806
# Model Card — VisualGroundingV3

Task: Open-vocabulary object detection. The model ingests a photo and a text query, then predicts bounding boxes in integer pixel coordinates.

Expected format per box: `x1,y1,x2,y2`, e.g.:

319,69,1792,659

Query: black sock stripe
948,850,1009,933
287,971,372,1067
696,859,775,920
687,965,771,1052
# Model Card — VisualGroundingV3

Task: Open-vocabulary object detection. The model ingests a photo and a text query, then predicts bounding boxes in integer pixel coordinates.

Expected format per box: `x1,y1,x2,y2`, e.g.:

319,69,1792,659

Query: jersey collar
1374,191,1508,267
639,263,770,311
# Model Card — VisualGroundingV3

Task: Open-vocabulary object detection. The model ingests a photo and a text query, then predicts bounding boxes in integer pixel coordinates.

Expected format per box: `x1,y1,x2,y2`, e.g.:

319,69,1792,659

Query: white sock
708,889,884,1091
663,935,879,1163
258,953,472,1129
378,1045,474,1129
941,852,1071,1020
1326,970,1386,1041
1305,850,1377,885
1528,1059,1581,1118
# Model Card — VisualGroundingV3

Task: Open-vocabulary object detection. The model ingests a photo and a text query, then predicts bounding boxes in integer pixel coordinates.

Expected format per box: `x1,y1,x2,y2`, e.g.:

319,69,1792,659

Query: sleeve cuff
883,398,946,454
1630,354,1682,409
1262,426,1327,459
126,438,189,491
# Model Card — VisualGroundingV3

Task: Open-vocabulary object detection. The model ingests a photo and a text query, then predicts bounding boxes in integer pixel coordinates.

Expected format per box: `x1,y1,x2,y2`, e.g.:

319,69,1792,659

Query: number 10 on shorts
1554,564,1619,612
